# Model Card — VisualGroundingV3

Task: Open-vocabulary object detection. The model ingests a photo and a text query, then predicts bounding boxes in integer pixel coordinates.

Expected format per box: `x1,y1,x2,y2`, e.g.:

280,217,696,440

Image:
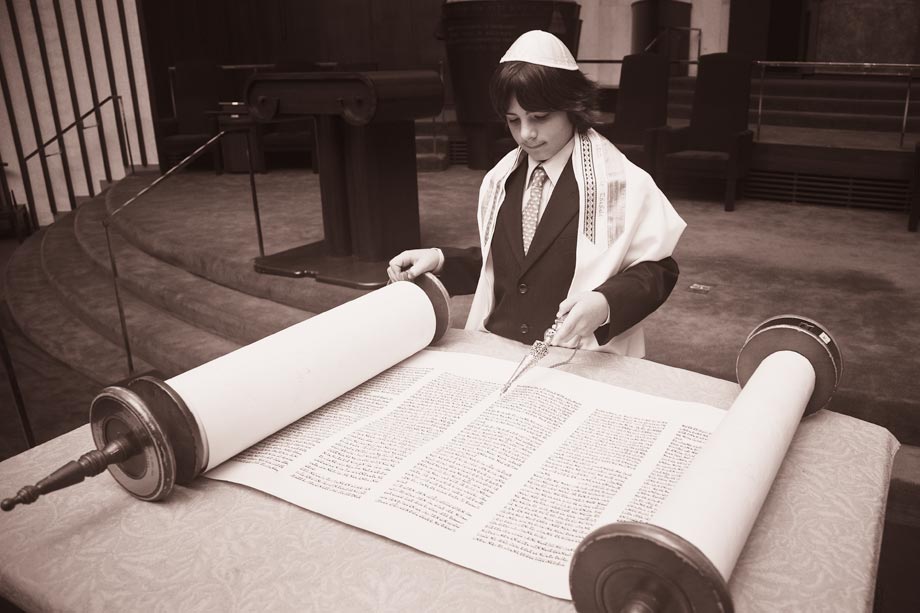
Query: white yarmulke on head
500,30,579,71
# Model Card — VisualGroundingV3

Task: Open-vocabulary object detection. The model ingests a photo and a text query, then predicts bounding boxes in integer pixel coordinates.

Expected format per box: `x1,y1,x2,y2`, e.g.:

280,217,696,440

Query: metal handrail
578,59,699,65
753,60,919,147
103,128,265,375
106,131,222,221
20,93,132,220
575,59,624,65
755,60,920,70
23,95,120,162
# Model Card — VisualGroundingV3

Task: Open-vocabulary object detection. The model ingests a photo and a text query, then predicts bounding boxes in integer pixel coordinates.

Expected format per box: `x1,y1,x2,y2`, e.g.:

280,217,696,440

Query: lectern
247,70,443,288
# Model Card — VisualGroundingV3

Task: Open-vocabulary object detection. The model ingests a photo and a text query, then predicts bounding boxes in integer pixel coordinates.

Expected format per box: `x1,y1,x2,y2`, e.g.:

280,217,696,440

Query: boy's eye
531,114,548,120
506,117,520,124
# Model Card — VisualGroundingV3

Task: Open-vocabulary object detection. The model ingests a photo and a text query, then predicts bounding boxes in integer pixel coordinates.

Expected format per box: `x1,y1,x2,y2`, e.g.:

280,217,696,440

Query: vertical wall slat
51,0,94,197
1,0,156,227
132,0,163,164
94,0,128,169
74,0,113,183
29,0,77,211
5,0,59,216
115,0,147,166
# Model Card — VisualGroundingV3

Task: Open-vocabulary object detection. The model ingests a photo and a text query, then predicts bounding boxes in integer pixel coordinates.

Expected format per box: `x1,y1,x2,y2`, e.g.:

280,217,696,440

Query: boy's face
504,95,574,162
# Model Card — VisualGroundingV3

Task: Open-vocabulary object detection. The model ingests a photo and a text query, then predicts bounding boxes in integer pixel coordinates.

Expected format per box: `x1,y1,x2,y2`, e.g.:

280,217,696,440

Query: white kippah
499,30,579,71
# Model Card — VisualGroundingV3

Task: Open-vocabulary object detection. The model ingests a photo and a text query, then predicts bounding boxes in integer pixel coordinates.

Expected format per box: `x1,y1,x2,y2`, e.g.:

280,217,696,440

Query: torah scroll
2,273,839,611
161,275,838,605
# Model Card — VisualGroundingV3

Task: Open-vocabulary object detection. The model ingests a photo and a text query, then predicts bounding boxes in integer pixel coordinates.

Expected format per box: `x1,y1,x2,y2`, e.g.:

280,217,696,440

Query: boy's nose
522,122,537,140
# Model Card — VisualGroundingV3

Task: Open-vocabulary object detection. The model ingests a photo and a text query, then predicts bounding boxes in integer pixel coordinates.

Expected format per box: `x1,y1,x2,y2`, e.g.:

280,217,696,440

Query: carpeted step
73,197,312,345
99,169,480,332
3,231,154,384
41,214,241,377
103,172,366,314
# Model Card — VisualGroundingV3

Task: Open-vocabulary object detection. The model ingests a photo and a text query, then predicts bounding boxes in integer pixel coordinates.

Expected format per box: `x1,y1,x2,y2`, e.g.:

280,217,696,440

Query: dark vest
486,158,580,345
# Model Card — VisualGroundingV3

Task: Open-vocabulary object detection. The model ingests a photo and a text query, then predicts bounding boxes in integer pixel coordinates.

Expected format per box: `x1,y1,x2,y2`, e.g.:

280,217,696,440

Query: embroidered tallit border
482,179,503,247
579,133,597,243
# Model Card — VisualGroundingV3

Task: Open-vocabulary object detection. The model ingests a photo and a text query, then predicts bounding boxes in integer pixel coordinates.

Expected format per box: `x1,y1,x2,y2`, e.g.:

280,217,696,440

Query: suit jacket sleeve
437,246,483,296
592,256,680,345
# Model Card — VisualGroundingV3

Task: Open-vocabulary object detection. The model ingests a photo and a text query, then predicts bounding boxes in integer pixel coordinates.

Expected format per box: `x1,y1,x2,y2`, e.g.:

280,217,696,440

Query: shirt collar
525,134,576,188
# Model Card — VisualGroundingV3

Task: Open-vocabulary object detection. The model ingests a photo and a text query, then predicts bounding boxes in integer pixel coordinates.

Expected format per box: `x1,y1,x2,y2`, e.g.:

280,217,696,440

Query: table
0,330,898,612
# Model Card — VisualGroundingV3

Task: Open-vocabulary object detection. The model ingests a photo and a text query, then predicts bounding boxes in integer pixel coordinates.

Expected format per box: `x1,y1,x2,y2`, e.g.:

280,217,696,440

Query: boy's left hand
551,292,610,347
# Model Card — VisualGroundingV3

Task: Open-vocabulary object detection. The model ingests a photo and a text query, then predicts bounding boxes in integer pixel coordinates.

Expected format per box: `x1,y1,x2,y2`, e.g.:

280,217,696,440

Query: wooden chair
158,59,222,173
597,52,669,176
654,53,753,211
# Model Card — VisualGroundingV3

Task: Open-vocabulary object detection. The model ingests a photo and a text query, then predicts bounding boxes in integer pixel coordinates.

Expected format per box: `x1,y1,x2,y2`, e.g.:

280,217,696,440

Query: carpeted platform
4,165,920,445
95,168,920,445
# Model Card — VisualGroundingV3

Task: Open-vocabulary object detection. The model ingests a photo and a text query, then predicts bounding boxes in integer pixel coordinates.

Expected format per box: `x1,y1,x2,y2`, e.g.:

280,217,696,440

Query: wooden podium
246,70,443,289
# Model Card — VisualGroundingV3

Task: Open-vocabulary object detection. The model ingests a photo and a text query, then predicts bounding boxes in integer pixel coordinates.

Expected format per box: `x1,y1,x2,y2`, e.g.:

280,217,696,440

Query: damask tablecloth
0,329,898,612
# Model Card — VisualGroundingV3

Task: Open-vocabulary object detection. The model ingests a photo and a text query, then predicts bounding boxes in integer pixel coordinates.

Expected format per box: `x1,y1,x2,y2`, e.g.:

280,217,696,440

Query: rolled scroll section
570,315,842,613
83,274,450,501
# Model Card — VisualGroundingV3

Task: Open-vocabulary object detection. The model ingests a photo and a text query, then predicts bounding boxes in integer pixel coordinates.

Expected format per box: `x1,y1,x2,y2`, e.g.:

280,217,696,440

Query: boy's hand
551,292,610,347
386,248,441,283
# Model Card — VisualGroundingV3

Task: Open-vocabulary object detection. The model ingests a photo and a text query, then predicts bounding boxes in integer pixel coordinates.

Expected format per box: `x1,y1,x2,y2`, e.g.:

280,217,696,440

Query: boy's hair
489,61,599,133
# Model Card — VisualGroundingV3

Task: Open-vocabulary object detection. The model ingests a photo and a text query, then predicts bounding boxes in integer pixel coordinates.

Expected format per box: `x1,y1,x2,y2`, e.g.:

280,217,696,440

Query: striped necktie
522,165,547,255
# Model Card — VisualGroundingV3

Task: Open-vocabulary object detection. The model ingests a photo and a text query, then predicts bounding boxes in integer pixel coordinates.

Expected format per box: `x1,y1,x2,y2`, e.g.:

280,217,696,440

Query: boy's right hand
386,248,442,283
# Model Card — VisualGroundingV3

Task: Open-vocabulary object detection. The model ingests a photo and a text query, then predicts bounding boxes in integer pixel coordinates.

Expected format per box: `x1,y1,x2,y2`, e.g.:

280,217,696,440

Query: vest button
518,283,528,294
520,324,529,335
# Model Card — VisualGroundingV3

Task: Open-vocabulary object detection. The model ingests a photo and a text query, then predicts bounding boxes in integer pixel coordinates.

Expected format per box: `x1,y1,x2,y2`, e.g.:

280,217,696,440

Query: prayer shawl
466,128,686,356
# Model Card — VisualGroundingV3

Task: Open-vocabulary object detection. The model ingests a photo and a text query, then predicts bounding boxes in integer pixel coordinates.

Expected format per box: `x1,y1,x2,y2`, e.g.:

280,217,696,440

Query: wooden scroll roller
1,274,451,511
568,315,842,613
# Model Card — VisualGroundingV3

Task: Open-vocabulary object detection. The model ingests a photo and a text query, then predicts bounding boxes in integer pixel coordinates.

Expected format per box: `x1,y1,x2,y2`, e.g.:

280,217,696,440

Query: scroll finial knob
1,438,136,512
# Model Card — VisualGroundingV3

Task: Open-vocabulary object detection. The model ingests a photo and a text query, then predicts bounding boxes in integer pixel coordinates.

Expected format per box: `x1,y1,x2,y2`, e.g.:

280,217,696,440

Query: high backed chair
159,59,222,173
654,53,753,211
598,52,669,176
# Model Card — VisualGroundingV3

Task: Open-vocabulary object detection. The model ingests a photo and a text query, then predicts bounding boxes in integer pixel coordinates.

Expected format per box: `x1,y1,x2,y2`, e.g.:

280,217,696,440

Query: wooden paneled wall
139,0,447,120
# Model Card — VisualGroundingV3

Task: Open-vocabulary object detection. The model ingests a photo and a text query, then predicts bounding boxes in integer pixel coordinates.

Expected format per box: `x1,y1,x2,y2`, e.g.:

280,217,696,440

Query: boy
388,30,685,356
